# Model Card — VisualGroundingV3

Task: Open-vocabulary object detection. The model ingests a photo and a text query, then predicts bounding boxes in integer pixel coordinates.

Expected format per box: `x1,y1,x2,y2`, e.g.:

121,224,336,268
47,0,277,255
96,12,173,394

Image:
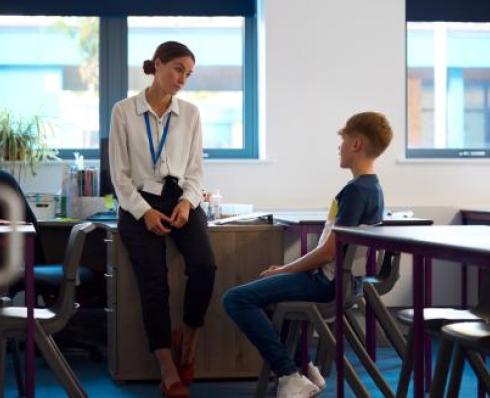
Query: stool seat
397,308,482,329
442,321,490,352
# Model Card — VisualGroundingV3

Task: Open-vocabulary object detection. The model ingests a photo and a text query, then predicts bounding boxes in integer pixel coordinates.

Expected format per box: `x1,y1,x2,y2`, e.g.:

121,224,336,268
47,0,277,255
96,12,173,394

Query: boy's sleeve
335,184,365,226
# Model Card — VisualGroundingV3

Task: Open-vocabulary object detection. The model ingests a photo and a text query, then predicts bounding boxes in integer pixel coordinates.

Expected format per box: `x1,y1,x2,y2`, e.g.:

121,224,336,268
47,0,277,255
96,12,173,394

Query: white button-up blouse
109,89,204,220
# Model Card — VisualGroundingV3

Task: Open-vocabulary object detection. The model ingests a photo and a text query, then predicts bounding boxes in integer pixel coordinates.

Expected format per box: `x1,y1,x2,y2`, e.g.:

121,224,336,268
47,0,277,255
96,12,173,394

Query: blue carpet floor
4,341,485,397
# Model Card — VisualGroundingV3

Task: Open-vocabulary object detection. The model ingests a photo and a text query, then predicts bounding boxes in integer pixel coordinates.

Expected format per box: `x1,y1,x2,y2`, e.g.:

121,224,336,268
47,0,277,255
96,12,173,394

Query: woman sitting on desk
109,41,216,398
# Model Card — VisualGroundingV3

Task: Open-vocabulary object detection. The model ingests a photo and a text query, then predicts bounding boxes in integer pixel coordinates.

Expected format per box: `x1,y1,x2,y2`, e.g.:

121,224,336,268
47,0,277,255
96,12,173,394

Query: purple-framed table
460,209,490,398
0,224,36,398
333,225,490,398
460,209,490,308
273,211,326,255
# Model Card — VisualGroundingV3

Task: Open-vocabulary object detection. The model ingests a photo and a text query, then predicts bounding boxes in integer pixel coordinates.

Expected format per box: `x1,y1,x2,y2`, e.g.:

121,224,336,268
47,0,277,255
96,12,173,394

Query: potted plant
0,110,59,179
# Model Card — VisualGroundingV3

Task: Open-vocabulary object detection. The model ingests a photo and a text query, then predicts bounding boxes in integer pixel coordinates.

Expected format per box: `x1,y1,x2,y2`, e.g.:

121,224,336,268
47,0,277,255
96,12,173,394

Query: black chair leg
9,338,25,397
429,337,453,398
447,346,465,398
465,350,490,394
396,328,413,398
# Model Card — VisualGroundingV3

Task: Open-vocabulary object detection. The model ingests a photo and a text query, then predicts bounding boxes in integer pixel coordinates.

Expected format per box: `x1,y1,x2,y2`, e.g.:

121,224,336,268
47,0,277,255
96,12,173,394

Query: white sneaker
306,362,326,390
277,372,320,398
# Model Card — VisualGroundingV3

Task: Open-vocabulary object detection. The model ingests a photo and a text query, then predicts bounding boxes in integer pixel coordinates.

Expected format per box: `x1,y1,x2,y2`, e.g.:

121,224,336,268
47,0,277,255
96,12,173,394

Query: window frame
1,1,259,160
405,0,490,159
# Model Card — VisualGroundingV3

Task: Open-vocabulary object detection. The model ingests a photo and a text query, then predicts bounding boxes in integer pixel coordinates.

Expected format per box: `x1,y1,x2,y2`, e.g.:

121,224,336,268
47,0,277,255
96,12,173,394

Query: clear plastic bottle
210,189,222,220
60,164,70,218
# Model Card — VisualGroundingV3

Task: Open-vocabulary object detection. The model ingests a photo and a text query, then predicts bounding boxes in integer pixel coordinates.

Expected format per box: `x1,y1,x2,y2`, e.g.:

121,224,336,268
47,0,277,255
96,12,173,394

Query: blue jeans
223,271,335,377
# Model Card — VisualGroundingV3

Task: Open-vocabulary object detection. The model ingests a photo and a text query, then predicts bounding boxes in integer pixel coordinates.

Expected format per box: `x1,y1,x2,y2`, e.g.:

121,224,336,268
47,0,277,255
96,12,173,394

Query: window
407,22,490,158
0,16,100,152
127,17,249,156
0,1,258,159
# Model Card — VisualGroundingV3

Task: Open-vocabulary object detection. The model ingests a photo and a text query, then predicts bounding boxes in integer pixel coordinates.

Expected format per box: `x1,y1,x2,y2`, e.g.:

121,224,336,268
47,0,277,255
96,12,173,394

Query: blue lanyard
144,111,171,167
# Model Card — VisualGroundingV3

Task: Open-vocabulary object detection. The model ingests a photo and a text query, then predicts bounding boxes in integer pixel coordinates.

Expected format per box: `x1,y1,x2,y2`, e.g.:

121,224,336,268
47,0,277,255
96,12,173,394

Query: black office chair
345,218,434,362
0,222,95,398
255,244,395,398
0,171,94,304
0,171,104,373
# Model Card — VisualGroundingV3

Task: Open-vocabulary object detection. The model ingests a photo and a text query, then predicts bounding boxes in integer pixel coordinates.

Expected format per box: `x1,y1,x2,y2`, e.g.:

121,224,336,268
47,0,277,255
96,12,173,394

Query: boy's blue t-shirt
335,174,384,226
322,174,384,280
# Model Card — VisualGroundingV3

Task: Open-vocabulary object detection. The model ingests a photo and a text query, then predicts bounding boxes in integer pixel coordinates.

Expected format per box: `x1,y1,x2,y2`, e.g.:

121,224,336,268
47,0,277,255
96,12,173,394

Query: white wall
19,0,490,208
204,0,490,209
13,0,489,307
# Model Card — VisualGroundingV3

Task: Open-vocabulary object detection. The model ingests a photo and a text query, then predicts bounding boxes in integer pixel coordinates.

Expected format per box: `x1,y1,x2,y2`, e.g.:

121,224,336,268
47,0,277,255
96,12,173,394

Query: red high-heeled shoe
172,329,196,386
178,362,195,386
159,381,190,398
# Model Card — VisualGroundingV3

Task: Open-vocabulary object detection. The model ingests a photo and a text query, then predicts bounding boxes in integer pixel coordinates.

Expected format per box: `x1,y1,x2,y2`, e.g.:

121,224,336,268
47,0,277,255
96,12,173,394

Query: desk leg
413,254,425,398
335,237,344,398
461,265,468,309
365,247,376,361
424,258,432,393
25,235,35,398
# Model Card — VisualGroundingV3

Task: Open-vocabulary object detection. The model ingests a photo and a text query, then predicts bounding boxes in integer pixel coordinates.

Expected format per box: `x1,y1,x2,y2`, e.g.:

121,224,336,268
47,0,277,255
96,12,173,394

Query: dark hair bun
143,59,155,75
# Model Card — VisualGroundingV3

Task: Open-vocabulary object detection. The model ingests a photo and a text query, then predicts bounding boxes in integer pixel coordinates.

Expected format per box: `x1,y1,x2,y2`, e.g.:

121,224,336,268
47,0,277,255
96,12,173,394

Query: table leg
478,265,485,398
365,247,376,361
335,237,345,398
461,265,467,309
25,235,35,398
300,227,308,256
424,257,432,393
413,254,425,398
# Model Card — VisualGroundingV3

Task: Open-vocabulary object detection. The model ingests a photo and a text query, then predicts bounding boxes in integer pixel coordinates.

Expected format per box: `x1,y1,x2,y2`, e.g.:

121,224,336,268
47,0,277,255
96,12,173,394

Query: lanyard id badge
144,111,171,169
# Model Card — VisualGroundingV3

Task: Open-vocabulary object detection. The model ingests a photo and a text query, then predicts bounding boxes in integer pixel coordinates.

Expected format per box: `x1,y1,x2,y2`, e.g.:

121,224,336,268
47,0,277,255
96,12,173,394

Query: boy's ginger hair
341,112,393,158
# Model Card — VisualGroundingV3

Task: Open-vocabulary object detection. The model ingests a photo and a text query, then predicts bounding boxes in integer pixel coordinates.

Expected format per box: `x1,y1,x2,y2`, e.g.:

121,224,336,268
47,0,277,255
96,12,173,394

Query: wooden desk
333,225,490,398
99,222,284,380
0,225,36,398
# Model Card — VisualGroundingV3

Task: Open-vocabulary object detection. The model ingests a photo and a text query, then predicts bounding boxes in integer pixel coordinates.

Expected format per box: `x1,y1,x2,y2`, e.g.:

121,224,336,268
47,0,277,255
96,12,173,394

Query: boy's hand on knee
260,265,289,278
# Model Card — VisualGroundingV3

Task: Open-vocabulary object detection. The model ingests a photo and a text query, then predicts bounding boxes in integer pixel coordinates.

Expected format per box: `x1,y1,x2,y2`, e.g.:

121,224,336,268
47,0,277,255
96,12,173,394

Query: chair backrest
371,250,402,295
0,170,46,264
367,218,433,295
51,222,96,325
339,243,363,304
0,183,24,287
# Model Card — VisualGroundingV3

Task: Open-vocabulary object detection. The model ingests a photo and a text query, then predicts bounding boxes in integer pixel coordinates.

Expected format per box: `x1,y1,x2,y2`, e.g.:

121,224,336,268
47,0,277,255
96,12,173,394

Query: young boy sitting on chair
223,111,393,398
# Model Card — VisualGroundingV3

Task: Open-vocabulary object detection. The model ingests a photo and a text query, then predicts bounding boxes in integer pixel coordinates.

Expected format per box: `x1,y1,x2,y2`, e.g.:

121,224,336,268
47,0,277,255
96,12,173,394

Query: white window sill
397,157,490,165
204,158,273,165
12,158,273,167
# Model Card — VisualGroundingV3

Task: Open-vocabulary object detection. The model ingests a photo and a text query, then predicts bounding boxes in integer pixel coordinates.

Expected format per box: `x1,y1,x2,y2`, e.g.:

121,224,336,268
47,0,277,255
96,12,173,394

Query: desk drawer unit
105,225,284,380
